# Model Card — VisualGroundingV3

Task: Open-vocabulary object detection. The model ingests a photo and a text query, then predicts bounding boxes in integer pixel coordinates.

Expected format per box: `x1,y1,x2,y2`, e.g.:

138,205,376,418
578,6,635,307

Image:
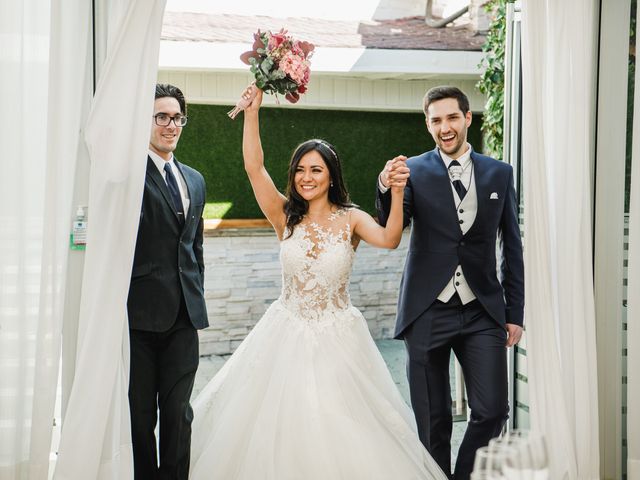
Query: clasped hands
380,155,409,192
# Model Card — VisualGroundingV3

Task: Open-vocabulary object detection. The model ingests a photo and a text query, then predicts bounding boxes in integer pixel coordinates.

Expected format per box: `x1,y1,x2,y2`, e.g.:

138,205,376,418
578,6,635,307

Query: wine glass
472,444,514,479
501,431,549,480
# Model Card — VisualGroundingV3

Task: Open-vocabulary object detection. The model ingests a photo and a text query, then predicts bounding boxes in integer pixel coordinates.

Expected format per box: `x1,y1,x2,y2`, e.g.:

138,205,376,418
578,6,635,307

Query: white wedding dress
189,209,446,480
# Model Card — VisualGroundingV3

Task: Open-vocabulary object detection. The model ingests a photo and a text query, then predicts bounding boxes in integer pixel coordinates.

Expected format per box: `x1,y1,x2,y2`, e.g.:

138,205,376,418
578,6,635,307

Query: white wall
158,70,487,113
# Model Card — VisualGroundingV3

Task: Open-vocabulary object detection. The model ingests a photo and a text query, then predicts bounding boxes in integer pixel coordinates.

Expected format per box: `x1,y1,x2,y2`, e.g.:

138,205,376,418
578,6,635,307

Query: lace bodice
279,209,355,320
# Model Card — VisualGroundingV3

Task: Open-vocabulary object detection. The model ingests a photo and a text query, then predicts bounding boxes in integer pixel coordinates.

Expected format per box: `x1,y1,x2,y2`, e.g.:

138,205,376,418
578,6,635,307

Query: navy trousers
403,294,509,480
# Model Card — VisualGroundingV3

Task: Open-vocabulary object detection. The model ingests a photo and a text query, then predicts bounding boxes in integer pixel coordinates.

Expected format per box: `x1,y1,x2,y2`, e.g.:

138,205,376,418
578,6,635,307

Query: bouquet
227,29,315,119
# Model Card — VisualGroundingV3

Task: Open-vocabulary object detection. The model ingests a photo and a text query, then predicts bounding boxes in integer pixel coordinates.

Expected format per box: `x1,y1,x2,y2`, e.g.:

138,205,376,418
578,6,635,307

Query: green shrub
177,104,484,218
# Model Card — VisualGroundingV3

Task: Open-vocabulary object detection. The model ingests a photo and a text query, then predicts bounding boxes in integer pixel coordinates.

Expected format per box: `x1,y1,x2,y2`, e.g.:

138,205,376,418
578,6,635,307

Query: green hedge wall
176,104,484,218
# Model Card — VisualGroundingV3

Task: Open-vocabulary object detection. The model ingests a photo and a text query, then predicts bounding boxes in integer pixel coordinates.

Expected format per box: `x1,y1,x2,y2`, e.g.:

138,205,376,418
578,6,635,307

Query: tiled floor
193,338,467,469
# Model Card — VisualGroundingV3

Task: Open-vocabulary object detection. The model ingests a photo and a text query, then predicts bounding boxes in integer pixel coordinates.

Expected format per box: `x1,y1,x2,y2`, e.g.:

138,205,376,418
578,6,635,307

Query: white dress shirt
148,150,190,215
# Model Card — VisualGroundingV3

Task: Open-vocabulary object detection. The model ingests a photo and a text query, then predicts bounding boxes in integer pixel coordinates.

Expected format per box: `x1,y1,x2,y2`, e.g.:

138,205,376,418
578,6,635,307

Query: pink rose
267,29,288,51
301,68,310,85
280,51,308,84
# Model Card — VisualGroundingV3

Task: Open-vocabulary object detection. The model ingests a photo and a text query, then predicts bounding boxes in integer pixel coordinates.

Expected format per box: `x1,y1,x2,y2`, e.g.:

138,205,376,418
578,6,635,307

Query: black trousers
129,298,199,480
403,294,508,480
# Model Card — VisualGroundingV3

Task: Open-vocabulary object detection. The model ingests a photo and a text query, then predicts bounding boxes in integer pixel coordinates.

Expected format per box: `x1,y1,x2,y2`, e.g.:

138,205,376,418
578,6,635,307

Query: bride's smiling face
294,151,331,202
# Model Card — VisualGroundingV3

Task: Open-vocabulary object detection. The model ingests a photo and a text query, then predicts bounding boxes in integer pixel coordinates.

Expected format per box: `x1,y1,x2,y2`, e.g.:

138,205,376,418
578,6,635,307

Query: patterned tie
448,160,467,200
163,163,185,223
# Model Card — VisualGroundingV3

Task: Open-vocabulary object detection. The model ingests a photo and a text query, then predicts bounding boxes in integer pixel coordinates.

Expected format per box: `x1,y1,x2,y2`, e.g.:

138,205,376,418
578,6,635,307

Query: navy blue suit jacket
376,148,524,338
127,157,208,331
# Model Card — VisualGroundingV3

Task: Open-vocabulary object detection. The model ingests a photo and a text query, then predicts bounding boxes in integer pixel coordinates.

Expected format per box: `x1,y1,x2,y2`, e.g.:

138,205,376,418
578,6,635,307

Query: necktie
163,163,185,223
448,160,467,200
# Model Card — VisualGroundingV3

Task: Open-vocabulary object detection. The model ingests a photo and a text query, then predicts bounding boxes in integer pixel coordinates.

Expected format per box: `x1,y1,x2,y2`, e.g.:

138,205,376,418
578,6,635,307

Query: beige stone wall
200,228,410,355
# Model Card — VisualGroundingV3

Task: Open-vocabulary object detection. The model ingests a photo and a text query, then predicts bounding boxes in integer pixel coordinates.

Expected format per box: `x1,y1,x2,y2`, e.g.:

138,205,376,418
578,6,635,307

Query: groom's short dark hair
423,86,470,116
155,83,187,115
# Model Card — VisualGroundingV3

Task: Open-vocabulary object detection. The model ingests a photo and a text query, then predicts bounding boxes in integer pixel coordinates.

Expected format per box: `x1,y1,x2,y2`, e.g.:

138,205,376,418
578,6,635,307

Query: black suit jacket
376,148,524,338
127,157,208,331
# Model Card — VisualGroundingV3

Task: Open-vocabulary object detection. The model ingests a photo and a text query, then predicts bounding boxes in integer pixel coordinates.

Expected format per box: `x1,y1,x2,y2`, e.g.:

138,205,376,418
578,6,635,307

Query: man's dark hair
155,83,187,115
423,86,470,117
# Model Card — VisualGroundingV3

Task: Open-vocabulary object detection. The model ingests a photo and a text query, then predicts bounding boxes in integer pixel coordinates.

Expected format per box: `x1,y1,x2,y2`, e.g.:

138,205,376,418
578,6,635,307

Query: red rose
268,29,288,50
285,91,300,103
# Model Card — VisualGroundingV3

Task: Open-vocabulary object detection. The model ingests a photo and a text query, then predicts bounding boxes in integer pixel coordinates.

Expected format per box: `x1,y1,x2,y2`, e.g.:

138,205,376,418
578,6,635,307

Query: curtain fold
27,0,93,478
520,1,600,479
0,1,65,478
627,5,640,477
54,1,167,479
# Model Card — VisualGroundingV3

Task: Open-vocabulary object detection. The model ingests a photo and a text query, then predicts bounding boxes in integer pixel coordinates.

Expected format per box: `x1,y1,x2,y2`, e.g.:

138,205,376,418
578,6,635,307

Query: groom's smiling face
425,98,472,159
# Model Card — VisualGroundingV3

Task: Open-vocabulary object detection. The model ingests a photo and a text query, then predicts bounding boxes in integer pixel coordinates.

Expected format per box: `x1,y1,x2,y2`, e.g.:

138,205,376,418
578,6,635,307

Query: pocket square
490,192,499,200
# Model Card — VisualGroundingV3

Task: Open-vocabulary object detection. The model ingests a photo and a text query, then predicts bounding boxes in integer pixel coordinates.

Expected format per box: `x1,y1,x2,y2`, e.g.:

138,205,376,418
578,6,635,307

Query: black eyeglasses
153,113,188,127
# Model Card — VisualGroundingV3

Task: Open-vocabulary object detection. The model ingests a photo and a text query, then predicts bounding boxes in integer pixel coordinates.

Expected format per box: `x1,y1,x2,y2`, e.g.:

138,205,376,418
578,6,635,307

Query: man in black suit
127,84,208,480
376,86,524,480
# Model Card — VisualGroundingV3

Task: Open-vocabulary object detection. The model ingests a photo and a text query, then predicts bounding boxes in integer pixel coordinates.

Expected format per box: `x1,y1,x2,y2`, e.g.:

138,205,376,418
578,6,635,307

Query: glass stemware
472,430,550,480
472,442,517,480
500,431,549,480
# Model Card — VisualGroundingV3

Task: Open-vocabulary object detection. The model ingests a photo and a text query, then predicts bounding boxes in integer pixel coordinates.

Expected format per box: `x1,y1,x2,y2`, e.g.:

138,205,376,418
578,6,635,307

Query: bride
189,87,446,480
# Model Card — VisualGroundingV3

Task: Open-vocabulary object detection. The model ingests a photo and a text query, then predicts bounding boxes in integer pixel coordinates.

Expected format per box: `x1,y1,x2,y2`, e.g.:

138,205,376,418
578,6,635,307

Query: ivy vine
477,0,512,159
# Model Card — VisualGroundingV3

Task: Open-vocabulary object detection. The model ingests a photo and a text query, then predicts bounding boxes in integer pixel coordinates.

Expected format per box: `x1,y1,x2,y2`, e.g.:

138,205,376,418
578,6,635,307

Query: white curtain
627,4,640,477
520,1,600,480
30,0,93,477
0,1,51,476
53,1,167,479
0,0,89,478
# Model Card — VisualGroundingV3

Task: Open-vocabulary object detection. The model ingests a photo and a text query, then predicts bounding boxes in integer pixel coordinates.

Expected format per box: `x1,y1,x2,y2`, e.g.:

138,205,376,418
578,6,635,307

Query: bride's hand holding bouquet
240,85,263,116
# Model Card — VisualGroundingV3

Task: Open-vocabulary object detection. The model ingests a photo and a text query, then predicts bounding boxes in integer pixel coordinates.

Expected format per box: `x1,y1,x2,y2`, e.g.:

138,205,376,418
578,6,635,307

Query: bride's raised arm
242,86,287,238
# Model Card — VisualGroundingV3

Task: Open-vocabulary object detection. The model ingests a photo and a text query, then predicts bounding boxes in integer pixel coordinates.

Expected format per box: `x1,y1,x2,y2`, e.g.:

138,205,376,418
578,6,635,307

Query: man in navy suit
127,84,208,480
376,86,524,480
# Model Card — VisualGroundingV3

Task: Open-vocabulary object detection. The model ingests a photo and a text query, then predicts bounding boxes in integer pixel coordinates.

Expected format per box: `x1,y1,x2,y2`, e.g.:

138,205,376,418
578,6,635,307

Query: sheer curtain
53,1,167,479
520,1,600,479
0,1,51,476
30,0,92,476
0,0,88,478
0,0,158,478
627,5,640,477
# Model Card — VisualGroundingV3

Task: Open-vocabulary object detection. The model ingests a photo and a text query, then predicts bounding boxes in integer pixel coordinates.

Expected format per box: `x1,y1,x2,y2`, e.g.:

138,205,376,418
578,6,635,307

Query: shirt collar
148,149,175,174
439,143,472,169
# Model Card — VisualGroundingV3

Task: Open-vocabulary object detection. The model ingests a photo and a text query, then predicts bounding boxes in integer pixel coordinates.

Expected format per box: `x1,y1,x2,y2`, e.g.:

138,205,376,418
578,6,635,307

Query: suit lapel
146,157,182,224
465,152,490,236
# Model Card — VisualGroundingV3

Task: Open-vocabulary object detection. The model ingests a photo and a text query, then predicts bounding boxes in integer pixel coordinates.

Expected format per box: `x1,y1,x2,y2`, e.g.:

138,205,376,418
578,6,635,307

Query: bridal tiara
315,139,338,162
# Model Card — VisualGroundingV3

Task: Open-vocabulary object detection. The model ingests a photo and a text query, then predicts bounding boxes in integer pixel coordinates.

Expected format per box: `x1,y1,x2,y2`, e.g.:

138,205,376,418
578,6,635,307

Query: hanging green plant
477,0,512,159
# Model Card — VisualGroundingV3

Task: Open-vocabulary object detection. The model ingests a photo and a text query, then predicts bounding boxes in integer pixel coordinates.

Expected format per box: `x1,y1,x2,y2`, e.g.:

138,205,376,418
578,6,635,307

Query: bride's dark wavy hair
284,139,356,238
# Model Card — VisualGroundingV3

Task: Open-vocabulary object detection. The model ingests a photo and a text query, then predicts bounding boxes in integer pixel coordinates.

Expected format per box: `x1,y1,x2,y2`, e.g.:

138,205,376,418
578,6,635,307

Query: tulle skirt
189,300,446,480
